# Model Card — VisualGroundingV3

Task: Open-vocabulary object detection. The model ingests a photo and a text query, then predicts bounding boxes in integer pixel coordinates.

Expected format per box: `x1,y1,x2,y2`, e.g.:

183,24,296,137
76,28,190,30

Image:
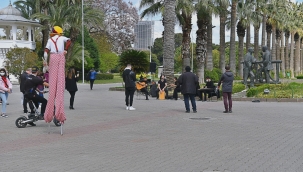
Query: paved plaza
0,83,303,172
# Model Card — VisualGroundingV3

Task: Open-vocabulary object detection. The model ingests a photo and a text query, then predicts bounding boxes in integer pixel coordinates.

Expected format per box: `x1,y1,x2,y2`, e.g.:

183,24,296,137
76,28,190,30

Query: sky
1,0,302,44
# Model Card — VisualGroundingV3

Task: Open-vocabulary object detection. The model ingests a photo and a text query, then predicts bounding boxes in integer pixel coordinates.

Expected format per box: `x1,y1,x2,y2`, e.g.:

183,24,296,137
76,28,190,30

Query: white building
0,2,40,67
134,21,154,51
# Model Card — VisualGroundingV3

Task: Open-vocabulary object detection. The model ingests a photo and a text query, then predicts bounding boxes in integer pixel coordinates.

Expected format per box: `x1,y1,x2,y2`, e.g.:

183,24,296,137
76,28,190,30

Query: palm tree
213,0,230,73
266,0,288,77
206,15,213,71
229,0,238,73
195,0,213,83
251,0,263,61
284,30,290,71
294,32,300,76
140,0,194,72
31,0,103,60
162,0,176,86
236,0,254,78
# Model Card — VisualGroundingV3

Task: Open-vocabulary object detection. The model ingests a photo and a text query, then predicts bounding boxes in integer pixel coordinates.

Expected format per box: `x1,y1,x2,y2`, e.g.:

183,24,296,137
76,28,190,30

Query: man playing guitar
136,77,149,100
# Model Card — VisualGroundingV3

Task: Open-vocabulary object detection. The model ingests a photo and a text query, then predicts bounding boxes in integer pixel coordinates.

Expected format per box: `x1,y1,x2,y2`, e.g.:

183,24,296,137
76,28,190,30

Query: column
28,26,32,42
12,24,17,41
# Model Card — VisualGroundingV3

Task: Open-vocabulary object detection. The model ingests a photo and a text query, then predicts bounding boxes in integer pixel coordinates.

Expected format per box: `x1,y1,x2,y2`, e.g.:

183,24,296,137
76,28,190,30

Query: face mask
0,72,5,76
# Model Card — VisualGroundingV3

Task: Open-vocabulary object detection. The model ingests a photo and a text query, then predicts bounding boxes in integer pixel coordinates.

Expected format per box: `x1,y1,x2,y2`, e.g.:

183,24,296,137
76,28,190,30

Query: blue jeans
183,93,196,111
0,92,8,113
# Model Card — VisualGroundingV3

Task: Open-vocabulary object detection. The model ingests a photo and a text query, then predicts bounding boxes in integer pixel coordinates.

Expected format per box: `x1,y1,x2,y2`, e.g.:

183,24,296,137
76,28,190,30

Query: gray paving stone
0,83,303,171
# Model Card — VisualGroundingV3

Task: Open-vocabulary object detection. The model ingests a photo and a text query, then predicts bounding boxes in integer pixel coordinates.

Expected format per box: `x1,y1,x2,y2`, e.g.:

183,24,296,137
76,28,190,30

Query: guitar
136,82,146,90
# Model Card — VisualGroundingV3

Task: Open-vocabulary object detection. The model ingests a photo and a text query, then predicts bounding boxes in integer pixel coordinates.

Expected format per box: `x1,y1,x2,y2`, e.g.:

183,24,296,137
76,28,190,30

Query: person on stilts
43,26,71,124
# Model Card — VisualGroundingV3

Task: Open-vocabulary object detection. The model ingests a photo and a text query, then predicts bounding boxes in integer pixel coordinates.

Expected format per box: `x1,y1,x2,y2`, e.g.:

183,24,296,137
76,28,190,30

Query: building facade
134,21,154,51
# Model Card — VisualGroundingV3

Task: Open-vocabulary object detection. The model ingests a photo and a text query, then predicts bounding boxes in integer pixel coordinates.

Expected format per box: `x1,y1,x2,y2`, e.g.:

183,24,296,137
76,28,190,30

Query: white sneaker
126,106,129,110
129,106,136,111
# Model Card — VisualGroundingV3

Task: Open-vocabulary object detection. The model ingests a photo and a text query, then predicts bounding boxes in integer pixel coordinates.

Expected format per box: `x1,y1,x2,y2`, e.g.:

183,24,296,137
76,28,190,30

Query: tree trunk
219,15,226,73
196,16,208,84
229,0,237,74
42,20,49,50
281,31,285,77
206,17,213,71
271,26,276,77
261,15,266,47
294,33,300,76
163,0,176,88
237,21,245,79
285,31,290,71
246,25,250,52
254,25,260,60
266,23,272,50
238,36,244,79
290,32,295,78
181,12,192,71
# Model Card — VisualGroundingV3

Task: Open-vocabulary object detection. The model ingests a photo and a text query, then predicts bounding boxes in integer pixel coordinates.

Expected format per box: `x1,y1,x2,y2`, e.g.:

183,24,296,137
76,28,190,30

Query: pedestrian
0,68,12,118
43,26,71,123
171,77,181,100
178,66,198,113
23,66,49,125
156,75,168,99
122,64,136,110
20,68,32,114
88,68,98,90
65,68,79,110
36,71,45,107
217,65,234,113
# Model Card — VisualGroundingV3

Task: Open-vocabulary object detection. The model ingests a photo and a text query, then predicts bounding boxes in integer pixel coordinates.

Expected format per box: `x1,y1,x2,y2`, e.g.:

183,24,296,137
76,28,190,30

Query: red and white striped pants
44,53,66,123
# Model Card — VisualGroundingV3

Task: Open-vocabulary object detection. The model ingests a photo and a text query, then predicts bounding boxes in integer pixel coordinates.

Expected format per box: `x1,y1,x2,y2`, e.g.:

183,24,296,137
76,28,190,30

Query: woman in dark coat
65,68,79,109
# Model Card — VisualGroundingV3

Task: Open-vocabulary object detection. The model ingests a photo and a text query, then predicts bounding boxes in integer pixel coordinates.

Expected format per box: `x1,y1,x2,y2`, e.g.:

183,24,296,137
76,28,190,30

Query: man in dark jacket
178,66,198,113
23,66,49,125
20,68,32,114
122,64,136,110
218,65,234,113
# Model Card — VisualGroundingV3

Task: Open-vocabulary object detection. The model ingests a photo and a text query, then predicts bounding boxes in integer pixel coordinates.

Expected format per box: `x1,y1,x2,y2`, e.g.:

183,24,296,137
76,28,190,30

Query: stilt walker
43,26,71,129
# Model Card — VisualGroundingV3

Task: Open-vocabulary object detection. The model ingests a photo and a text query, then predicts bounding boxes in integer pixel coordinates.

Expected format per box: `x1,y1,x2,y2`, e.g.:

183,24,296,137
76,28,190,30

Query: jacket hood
225,71,233,77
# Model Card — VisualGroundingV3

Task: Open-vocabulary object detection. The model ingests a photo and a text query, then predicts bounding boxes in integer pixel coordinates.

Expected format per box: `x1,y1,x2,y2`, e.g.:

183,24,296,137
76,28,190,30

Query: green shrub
205,68,222,82
296,75,303,79
96,73,114,80
246,87,258,97
233,83,245,93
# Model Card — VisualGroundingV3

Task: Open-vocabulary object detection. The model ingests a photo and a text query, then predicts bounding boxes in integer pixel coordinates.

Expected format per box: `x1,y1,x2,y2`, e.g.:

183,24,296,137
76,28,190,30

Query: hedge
96,73,114,80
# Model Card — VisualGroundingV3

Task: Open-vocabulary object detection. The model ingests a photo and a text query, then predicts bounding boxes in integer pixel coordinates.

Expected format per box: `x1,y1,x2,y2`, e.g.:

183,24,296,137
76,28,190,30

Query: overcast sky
1,0,302,44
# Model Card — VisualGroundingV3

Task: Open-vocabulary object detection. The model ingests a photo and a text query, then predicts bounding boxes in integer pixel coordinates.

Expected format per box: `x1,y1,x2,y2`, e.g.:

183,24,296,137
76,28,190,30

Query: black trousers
22,92,32,113
68,91,76,107
125,87,135,106
139,87,149,99
25,93,47,114
89,79,95,90
173,88,181,100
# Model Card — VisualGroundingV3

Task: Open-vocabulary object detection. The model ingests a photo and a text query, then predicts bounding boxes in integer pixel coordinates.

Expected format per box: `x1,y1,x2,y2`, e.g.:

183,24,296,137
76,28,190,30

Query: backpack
85,72,91,81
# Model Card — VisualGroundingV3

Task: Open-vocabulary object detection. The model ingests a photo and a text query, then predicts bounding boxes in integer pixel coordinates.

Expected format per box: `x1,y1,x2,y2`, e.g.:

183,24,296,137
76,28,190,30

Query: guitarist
136,77,149,100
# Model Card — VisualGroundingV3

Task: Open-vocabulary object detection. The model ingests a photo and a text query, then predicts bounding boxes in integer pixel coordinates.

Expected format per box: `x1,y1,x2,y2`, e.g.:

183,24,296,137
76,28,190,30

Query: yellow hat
51,26,64,35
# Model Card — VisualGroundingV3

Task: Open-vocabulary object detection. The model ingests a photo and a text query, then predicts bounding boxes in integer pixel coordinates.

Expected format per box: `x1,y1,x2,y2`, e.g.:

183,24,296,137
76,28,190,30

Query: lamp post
81,0,84,83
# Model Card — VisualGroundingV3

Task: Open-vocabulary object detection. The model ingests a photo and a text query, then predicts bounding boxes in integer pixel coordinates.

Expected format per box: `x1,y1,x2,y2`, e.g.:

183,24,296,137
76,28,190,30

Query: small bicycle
15,92,61,128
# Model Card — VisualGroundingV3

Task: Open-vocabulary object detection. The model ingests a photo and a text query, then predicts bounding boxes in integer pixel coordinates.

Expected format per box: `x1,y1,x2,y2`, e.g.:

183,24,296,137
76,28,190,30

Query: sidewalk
0,83,302,172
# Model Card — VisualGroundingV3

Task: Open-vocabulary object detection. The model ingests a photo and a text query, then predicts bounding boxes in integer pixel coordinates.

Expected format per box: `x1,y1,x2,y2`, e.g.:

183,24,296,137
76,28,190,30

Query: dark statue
242,46,280,86
243,47,256,87
259,46,273,83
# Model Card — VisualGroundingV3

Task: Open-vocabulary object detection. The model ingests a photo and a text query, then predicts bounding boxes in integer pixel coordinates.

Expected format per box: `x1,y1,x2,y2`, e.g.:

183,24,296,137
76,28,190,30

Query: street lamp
81,0,84,83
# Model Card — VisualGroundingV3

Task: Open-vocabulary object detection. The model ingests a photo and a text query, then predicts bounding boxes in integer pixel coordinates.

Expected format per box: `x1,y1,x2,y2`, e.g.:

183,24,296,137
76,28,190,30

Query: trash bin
286,72,290,78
